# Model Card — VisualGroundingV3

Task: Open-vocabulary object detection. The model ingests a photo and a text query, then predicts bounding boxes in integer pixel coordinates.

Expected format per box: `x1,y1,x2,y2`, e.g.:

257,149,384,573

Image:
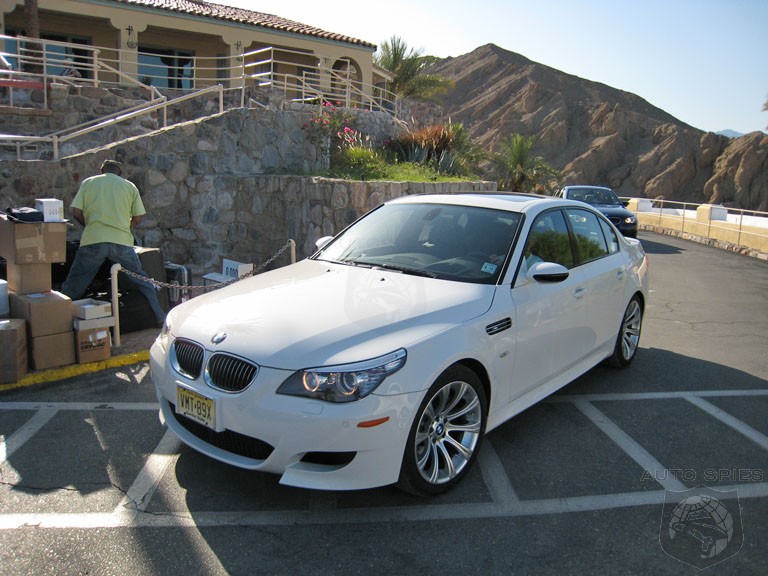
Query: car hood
169,259,496,369
591,204,634,218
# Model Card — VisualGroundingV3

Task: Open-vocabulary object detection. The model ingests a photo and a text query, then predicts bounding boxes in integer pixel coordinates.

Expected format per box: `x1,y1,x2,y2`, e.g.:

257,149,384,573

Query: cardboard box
75,327,111,364
0,318,27,383
35,198,65,222
9,290,72,337
4,261,52,294
73,315,115,331
72,298,112,319
29,331,75,371
0,214,67,264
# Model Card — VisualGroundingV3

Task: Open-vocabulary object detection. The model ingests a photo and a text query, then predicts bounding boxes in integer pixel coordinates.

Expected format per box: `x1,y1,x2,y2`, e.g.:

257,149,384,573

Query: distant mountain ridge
422,44,768,211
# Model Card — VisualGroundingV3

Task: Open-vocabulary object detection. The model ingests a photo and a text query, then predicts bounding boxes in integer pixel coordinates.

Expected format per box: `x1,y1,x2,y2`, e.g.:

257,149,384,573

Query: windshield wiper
370,262,439,278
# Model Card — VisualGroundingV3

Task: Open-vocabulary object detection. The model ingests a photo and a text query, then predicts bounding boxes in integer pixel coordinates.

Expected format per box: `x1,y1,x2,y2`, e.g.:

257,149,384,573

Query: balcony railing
1,35,398,114
1,35,400,159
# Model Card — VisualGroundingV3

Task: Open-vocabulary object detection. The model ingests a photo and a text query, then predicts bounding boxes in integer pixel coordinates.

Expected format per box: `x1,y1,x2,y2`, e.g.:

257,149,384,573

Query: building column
110,18,147,84
220,33,248,90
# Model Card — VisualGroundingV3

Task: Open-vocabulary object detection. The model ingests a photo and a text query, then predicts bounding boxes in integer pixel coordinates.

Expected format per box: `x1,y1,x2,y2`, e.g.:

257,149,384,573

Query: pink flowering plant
302,101,358,154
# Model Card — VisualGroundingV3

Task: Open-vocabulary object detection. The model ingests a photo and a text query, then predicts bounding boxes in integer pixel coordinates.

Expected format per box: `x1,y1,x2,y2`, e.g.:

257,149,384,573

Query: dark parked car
558,186,638,238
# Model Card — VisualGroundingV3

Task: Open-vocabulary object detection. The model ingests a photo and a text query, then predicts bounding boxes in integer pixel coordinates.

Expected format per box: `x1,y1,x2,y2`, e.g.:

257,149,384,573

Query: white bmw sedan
150,193,649,495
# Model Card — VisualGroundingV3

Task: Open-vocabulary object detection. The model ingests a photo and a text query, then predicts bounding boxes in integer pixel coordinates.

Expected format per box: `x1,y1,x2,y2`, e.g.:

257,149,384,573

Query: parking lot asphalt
1,231,767,576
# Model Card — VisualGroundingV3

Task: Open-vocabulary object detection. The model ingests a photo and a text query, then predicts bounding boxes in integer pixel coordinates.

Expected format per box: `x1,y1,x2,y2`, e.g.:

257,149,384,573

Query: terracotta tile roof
110,0,376,49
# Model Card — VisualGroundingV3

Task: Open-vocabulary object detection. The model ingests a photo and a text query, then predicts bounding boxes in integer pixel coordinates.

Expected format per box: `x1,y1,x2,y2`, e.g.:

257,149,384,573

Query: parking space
1,232,767,575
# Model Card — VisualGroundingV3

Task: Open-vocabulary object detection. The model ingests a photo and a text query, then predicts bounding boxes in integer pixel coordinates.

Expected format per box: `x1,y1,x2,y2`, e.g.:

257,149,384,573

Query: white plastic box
72,298,112,320
222,258,253,279
35,198,65,222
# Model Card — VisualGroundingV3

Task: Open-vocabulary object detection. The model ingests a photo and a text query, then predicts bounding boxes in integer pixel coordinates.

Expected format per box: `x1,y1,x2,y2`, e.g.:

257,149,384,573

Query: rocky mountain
422,44,768,211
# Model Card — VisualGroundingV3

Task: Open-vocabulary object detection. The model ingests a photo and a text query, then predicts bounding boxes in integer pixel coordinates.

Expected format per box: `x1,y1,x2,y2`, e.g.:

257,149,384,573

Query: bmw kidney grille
172,339,257,392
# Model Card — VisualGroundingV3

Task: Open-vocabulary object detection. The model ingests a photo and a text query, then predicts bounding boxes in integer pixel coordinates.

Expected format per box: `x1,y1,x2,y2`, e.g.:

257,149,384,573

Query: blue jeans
62,243,166,323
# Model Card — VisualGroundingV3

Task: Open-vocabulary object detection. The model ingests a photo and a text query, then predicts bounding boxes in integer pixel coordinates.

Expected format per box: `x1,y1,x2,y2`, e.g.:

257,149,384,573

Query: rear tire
607,295,643,368
397,365,487,496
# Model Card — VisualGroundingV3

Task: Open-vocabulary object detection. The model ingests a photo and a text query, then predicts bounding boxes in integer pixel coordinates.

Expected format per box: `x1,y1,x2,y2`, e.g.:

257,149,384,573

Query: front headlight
160,315,172,337
277,349,407,403
624,216,637,224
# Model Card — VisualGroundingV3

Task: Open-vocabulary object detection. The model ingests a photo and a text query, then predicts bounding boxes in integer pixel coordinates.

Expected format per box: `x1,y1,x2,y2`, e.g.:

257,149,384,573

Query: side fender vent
486,318,512,335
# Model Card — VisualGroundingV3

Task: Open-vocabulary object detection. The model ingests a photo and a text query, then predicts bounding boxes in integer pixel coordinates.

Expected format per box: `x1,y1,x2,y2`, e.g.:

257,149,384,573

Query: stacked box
72,297,113,363
74,327,111,364
9,291,75,370
29,332,75,370
4,262,51,294
0,214,66,264
0,213,66,296
0,318,27,383
72,298,112,320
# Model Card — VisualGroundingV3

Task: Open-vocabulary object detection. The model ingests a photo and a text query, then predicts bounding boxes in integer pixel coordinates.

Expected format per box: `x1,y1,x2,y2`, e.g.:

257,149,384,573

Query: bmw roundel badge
211,332,227,345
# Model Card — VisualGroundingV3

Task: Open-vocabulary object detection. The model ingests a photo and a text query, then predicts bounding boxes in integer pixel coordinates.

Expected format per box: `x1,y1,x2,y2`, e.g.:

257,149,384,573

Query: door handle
616,270,626,280
574,287,585,299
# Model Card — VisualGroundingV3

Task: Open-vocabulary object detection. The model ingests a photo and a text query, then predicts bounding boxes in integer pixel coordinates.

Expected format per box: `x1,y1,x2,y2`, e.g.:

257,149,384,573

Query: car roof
387,192,574,214
562,185,613,192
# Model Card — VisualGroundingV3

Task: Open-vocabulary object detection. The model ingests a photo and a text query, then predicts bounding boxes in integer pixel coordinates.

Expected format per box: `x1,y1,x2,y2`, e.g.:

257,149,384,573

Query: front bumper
150,338,420,491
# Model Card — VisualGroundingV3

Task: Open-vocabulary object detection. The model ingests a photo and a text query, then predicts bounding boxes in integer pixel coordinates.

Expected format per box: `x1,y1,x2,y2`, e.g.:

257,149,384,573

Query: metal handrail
0,82,223,160
1,35,398,159
56,84,223,152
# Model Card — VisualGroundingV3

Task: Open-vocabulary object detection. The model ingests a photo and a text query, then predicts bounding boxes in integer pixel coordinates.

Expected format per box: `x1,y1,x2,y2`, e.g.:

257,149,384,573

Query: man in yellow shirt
62,160,165,326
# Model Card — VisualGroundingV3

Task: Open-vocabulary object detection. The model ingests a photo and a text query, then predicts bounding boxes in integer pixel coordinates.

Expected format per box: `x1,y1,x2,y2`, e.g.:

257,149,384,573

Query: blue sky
217,0,767,135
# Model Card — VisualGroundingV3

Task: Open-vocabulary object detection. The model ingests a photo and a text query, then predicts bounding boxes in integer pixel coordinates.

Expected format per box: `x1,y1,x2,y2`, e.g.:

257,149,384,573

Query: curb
0,350,150,392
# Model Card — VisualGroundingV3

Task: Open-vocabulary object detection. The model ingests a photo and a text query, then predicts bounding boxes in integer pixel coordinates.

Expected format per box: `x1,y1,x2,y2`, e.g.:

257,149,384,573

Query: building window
3,30,91,78
138,47,194,89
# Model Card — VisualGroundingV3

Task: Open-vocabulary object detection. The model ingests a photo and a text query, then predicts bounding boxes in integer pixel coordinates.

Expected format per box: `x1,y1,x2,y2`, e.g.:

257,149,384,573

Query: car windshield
314,202,523,284
568,188,622,206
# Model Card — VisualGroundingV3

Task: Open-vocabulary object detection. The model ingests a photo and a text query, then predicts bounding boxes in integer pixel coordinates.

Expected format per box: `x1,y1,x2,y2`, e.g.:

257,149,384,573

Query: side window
599,218,620,254
566,208,609,264
524,210,574,268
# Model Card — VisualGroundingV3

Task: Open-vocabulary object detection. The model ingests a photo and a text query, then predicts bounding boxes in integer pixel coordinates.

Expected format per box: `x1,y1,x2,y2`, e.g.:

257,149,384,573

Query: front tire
398,365,487,496
607,295,643,368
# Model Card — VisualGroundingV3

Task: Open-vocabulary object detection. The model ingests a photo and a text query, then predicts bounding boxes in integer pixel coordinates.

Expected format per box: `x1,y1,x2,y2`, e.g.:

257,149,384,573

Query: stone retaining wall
1,104,495,275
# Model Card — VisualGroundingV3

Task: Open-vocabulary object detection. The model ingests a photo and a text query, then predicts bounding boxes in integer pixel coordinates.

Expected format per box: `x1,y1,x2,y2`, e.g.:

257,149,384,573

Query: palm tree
374,36,451,101
491,134,560,193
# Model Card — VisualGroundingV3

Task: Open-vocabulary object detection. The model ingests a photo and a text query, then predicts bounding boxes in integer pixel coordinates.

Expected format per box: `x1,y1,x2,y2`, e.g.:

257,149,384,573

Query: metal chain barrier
118,239,296,292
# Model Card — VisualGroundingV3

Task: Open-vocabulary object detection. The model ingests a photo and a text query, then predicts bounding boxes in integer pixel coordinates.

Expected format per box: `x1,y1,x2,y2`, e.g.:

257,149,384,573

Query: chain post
110,263,122,347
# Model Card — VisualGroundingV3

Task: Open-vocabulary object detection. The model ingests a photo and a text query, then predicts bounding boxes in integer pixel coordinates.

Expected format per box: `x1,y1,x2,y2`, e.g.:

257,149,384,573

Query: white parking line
0,408,58,463
114,430,181,514
1,483,767,530
571,399,687,492
0,402,159,411
684,394,768,452
477,437,521,512
1,389,766,531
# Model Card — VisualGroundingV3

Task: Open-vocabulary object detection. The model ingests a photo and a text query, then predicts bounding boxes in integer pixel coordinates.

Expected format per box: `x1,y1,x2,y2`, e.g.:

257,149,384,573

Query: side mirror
315,236,334,250
528,261,569,283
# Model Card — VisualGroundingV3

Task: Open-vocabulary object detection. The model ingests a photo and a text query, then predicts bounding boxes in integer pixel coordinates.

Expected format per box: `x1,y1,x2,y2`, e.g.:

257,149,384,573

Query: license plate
176,386,215,429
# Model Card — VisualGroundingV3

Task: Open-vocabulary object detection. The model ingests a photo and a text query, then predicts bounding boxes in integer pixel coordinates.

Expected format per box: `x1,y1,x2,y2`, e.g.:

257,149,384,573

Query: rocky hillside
422,44,768,210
